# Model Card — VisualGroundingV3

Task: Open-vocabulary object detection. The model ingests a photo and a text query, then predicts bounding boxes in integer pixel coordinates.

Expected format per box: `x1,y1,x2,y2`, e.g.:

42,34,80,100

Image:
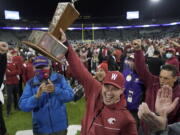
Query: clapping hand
138,85,179,132
138,102,167,132
155,85,179,116
46,79,55,93
35,82,47,98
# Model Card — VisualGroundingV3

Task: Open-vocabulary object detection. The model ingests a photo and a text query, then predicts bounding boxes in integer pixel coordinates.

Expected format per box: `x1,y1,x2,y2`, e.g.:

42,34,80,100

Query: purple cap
33,56,49,67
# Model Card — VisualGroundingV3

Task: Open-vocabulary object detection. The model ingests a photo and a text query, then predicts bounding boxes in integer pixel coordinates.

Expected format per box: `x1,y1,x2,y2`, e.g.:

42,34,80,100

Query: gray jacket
160,122,180,135
150,122,180,135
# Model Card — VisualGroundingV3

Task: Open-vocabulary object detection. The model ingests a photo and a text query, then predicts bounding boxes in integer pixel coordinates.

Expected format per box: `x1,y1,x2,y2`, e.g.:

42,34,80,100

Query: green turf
66,98,85,125
3,98,85,135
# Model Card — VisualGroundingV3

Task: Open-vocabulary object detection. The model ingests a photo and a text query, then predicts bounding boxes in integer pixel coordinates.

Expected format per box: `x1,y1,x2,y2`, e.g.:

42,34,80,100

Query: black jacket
0,53,7,87
146,57,165,76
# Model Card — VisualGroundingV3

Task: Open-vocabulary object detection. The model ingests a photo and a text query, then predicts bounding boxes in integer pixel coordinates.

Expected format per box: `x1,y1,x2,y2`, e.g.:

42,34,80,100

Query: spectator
5,51,20,116
95,61,108,83
22,54,35,84
165,48,179,72
133,39,180,135
0,41,9,135
107,49,118,71
12,49,24,98
122,55,145,128
147,50,165,76
19,56,74,135
146,44,154,57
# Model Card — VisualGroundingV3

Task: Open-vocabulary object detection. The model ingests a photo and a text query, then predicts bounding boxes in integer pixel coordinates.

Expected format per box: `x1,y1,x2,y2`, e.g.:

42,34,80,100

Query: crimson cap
103,71,125,89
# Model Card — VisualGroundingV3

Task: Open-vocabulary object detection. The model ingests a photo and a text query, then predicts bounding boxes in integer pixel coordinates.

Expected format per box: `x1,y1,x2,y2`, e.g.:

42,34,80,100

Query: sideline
15,125,81,135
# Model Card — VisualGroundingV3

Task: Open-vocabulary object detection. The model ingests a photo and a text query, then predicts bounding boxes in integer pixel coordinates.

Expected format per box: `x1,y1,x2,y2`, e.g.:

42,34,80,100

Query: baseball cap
166,48,176,54
97,62,108,73
103,71,125,89
33,56,49,67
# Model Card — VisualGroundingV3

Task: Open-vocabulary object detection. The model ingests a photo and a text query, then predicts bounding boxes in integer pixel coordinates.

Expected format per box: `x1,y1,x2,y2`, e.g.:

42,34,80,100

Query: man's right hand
133,39,142,51
59,28,67,43
35,83,47,98
0,42,8,54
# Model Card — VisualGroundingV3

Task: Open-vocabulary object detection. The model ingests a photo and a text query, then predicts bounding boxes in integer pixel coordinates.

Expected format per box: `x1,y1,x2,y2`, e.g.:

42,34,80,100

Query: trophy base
22,41,61,63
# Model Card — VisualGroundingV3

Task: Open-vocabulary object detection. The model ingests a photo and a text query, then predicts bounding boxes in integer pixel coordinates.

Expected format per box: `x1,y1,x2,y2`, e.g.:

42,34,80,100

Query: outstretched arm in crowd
169,40,180,47
133,39,156,87
138,85,179,134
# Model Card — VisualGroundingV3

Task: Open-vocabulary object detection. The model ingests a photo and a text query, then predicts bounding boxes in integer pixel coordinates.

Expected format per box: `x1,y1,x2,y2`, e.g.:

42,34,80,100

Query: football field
3,98,85,135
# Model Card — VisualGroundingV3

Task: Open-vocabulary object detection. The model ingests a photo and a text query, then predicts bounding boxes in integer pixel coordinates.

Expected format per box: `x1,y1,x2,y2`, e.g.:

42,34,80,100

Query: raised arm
169,40,180,47
133,39,156,87
58,29,101,99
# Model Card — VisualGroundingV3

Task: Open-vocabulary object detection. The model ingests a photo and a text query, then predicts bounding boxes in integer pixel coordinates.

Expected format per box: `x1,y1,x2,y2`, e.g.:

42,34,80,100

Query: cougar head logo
107,118,116,125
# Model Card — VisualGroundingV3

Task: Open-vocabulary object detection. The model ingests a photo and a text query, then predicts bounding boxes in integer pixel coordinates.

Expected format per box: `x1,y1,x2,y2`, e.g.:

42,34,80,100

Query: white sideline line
15,125,81,135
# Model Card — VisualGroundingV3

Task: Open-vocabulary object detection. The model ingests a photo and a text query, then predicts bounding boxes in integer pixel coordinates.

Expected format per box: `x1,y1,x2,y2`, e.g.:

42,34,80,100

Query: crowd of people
0,29,180,135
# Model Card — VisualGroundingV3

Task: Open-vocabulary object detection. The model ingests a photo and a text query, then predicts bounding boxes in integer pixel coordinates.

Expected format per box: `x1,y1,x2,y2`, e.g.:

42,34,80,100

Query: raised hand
0,42,8,54
132,39,142,51
46,79,55,93
59,28,67,43
35,82,47,98
155,85,179,116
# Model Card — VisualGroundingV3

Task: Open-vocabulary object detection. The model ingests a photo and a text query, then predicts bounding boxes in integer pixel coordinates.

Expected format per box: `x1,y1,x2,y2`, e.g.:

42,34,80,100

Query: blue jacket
19,72,74,134
123,67,145,111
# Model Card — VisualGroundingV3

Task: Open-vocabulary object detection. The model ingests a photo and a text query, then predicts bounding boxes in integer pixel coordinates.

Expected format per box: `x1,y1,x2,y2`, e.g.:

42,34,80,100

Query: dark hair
161,64,178,77
154,50,160,56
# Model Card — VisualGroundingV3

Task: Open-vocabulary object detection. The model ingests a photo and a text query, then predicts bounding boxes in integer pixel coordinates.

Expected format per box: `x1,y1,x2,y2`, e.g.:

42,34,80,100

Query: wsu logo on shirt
107,117,116,125
111,73,118,80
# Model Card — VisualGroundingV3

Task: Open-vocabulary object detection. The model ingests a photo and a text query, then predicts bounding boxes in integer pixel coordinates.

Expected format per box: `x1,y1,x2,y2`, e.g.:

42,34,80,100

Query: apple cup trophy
22,2,80,62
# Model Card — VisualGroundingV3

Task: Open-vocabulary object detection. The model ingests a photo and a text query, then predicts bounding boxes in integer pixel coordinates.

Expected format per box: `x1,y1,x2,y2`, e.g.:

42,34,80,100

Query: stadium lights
0,21,180,31
150,0,161,3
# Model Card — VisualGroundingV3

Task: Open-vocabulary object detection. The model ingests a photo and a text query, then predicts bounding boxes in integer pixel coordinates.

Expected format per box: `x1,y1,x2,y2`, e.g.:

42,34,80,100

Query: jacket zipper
88,105,104,131
47,94,54,133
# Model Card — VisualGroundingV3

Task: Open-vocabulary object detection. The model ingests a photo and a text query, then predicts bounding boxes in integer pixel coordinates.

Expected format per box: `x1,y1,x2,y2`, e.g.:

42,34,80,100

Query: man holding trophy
23,2,138,135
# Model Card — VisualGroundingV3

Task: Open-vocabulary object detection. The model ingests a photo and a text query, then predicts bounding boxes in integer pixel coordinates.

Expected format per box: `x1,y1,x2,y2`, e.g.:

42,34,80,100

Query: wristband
63,41,69,47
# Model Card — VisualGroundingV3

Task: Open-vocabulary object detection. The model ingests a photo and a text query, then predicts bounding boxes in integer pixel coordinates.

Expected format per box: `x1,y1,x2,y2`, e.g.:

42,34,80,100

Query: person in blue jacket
19,56,74,135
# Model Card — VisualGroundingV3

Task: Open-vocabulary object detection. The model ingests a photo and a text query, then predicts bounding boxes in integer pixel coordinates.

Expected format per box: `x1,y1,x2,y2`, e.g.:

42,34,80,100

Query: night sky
0,0,179,21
